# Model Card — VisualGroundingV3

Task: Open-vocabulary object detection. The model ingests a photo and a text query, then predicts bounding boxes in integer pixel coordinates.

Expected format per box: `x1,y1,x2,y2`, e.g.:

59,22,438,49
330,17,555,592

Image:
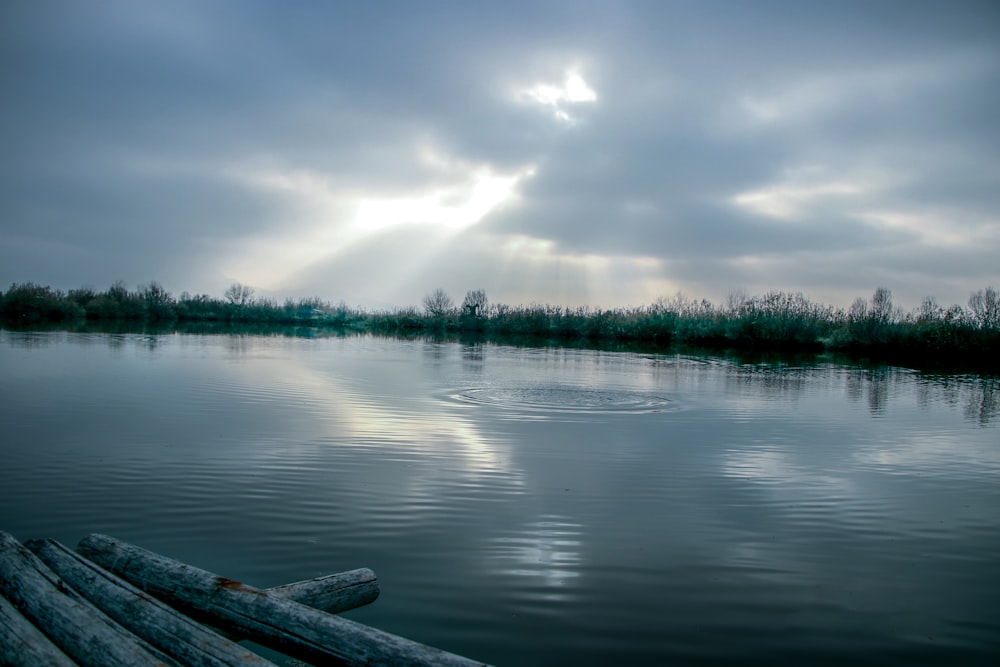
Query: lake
0,329,998,665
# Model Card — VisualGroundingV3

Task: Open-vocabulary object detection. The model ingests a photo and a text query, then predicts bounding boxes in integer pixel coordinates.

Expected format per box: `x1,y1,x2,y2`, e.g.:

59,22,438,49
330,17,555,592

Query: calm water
1,330,998,665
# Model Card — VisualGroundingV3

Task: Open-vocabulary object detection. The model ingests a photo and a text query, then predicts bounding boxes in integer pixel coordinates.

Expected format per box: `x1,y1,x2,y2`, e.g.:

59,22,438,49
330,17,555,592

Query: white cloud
733,181,863,220
853,209,999,249
729,50,995,130
730,165,882,221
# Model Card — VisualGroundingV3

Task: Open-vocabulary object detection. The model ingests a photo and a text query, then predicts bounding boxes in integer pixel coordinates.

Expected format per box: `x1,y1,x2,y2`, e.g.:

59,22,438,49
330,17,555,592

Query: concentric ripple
450,386,678,415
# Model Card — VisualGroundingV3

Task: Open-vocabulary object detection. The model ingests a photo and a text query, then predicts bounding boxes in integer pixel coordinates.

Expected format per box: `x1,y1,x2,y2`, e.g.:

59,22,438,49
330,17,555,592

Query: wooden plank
0,531,181,667
79,533,491,667
266,567,379,612
0,592,77,667
27,538,277,667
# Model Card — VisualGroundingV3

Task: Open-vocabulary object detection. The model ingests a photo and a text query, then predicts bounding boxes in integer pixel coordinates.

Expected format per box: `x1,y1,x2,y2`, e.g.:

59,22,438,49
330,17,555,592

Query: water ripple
449,386,678,415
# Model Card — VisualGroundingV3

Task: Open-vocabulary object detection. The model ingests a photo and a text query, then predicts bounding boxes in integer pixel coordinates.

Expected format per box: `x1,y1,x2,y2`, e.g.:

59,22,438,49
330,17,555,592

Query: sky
2,0,999,311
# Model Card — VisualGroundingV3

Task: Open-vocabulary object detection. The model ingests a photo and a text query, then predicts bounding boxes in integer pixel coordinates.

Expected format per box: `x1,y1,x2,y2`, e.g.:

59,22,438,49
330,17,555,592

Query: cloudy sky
2,1,998,310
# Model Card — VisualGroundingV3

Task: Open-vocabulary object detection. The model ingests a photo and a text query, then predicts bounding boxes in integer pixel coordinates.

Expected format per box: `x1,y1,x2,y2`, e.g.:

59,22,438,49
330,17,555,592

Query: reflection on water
843,365,895,414
488,515,582,590
1,330,998,665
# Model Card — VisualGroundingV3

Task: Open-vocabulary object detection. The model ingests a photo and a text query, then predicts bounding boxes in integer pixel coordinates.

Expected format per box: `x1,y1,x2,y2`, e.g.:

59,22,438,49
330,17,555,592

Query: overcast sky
2,0,998,310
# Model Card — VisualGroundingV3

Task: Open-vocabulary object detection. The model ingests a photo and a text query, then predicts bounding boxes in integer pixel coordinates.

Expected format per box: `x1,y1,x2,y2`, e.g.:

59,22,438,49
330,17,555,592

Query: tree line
1,281,998,368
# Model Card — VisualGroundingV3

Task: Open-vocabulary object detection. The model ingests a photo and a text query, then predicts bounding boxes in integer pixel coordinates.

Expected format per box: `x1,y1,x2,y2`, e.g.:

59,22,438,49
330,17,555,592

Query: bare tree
916,296,942,324
726,289,749,314
462,289,488,317
870,287,894,324
969,286,999,329
224,282,254,307
849,296,868,323
423,288,455,317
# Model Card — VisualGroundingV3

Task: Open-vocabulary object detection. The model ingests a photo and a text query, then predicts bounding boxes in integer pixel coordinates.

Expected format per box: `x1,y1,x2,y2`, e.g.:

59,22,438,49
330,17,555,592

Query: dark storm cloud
476,1,1000,305
1,0,997,306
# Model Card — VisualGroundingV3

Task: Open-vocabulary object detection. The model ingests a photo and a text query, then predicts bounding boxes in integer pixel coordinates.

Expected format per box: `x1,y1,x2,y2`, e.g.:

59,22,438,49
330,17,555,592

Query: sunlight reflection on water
1,330,998,665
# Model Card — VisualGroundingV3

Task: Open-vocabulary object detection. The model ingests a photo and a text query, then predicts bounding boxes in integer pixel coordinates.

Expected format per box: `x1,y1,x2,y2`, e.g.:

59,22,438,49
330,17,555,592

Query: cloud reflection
487,515,582,592
211,339,520,481
723,447,855,495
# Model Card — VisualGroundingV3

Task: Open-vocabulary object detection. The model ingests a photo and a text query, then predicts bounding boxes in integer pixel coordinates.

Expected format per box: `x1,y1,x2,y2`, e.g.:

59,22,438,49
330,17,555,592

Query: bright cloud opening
519,70,597,122
354,165,535,232
219,156,536,291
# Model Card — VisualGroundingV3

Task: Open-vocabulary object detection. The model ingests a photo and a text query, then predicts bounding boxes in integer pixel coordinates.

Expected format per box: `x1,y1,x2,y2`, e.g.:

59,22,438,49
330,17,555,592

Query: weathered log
27,538,276,667
79,533,491,667
0,592,77,667
0,531,180,667
266,567,379,612
215,568,381,643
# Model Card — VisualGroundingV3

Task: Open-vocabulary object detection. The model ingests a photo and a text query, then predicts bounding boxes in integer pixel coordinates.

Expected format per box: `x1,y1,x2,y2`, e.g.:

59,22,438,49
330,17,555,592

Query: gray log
0,531,180,667
27,538,277,667
215,569,381,643
0,592,77,667
266,568,379,612
79,533,491,667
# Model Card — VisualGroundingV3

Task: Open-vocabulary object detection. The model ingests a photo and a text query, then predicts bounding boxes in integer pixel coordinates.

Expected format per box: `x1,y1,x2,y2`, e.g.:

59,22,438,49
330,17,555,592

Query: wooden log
0,531,181,667
216,569,381,643
0,592,77,667
27,538,277,667
79,533,491,667
266,567,379,612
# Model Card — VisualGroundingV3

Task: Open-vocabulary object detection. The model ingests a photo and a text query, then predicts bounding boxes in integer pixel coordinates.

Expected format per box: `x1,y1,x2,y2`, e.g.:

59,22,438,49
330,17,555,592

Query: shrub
0,283,84,321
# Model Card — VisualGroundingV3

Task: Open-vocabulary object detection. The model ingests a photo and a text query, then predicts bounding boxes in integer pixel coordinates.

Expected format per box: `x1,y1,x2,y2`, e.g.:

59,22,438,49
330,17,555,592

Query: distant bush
2,281,997,370
177,292,223,320
721,291,831,349
0,283,84,321
140,282,176,321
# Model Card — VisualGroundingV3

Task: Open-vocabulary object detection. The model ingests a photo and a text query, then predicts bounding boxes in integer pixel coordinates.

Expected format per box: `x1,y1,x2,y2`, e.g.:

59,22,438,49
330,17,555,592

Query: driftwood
79,532,490,667
26,538,276,667
0,592,77,667
266,567,378,612
0,531,180,667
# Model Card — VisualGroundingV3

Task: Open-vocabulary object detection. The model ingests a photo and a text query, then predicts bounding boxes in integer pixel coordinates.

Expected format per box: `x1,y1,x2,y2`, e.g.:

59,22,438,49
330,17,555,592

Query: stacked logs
0,531,488,667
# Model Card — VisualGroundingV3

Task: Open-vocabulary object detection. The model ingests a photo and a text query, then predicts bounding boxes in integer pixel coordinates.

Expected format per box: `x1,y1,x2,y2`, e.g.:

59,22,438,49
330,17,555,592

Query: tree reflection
462,342,485,371
866,368,889,415
717,358,998,426
963,376,998,426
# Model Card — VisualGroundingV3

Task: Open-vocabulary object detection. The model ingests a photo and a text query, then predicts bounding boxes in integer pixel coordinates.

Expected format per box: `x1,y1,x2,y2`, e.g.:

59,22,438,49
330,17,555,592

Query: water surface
1,330,997,665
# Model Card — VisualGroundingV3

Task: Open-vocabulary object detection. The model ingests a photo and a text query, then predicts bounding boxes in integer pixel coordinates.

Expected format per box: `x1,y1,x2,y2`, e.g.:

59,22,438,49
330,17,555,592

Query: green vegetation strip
2,282,997,370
